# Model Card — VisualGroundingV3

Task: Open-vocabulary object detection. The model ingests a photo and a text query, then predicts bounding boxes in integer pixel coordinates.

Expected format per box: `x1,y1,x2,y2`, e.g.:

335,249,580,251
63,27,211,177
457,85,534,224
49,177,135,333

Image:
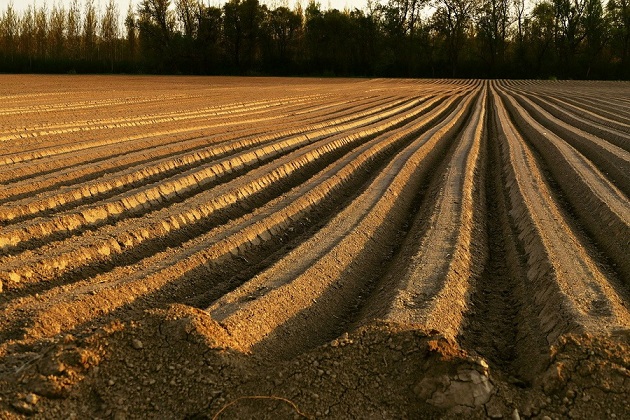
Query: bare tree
49,3,66,60
552,0,588,72
513,0,525,45
83,0,98,61
34,3,48,59
0,3,19,62
607,0,630,77
102,0,120,71
67,0,81,61
432,0,479,76
177,0,200,39
138,0,176,70
476,0,512,74
19,5,35,68
511,0,526,72
125,2,138,61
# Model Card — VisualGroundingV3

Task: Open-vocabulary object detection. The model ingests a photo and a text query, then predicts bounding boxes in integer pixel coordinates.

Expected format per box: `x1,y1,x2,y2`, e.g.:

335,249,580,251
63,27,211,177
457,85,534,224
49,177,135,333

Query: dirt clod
24,394,38,405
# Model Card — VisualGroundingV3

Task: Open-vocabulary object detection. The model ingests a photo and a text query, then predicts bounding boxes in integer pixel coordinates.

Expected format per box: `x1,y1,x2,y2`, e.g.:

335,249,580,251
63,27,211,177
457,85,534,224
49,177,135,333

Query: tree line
0,0,628,79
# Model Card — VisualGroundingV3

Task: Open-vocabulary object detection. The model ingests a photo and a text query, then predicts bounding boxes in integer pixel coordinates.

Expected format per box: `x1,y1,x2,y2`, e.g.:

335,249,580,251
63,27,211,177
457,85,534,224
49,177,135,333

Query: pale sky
0,0,370,16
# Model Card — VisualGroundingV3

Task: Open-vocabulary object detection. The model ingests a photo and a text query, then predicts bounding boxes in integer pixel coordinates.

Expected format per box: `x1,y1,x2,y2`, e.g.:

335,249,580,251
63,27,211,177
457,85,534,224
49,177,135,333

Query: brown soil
0,76,628,419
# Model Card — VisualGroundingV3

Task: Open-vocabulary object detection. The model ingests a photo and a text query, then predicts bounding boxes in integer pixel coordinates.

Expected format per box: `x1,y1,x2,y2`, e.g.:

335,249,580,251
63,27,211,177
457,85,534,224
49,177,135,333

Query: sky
0,0,370,15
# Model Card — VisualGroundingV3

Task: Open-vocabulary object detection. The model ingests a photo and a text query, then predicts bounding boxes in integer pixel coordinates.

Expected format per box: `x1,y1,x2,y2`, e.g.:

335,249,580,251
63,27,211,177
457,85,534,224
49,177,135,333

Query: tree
349,9,380,75
49,3,66,60
432,0,479,76
582,0,606,77
527,0,558,77
223,0,264,71
196,5,223,73
377,0,425,38
176,0,199,39
67,0,81,61
476,0,512,76
0,0,626,78
18,5,35,69
102,0,120,71
512,0,527,73
262,6,302,69
0,3,19,64
83,0,98,61
34,3,48,60
553,0,588,76
303,1,324,72
125,3,138,62
607,0,630,77
138,0,175,70
374,0,428,76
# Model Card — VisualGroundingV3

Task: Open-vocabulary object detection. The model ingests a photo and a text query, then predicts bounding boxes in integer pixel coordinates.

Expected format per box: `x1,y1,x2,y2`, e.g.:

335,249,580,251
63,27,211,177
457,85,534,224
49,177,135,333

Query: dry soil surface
0,76,628,419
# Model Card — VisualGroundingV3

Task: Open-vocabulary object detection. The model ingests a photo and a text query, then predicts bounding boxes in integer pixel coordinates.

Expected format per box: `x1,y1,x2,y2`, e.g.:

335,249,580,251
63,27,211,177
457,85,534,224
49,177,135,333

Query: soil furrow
513,90,630,151
0,96,328,166
0,95,382,186
0,88,472,346
0,93,380,160
505,87,630,196
491,85,630,344
360,85,487,340
0,94,326,144
459,90,550,383
544,94,630,127
203,86,481,357
1,78,628,420
0,93,459,296
0,97,413,217
497,87,630,284
0,96,435,257
0,93,205,116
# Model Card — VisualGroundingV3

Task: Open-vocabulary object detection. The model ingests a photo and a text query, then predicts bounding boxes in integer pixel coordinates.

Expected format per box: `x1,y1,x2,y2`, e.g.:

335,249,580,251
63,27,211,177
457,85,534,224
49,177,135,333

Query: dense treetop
0,0,628,79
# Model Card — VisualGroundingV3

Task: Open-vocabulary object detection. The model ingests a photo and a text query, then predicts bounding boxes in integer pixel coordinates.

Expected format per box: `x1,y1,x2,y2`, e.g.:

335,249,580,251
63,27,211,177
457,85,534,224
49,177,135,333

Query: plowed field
0,76,628,419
